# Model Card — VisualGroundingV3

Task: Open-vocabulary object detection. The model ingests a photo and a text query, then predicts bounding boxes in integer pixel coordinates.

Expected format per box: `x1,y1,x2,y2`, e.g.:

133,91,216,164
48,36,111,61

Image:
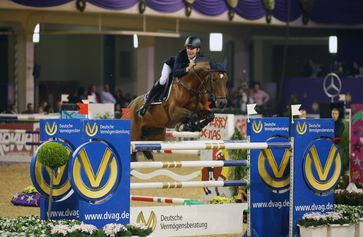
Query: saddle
145,74,174,105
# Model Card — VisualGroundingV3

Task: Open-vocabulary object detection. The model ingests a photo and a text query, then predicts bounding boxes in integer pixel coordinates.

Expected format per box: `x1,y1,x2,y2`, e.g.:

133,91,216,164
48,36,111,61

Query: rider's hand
187,60,196,71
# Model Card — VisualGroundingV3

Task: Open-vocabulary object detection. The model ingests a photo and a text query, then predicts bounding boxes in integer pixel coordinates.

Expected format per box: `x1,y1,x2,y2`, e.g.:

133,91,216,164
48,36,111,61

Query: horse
129,58,228,161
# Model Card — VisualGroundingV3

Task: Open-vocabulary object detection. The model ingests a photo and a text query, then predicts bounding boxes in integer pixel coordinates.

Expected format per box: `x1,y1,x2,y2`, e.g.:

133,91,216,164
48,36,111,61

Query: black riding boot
137,82,164,118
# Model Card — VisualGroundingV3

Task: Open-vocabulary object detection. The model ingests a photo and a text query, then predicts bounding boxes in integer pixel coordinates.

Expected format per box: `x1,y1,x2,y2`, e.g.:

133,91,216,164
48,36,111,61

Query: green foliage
126,224,153,236
208,196,234,204
334,190,363,206
37,142,69,168
337,120,349,176
228,128,247,195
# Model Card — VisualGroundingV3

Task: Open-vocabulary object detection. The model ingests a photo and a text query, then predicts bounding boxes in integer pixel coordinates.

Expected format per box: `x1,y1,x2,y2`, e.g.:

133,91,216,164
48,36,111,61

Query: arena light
32,24,40,43
209,33,223,52
133,34,139,48
329,36,337,54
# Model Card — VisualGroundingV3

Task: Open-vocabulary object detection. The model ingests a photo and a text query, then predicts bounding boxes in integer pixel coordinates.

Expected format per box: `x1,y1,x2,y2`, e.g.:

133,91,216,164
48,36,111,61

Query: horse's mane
194,57,211,71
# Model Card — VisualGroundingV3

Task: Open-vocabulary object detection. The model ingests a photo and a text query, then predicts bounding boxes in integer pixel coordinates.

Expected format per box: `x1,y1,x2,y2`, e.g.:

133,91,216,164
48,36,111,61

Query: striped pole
153,150,199,155
0,129,39,134
130,180,248,189
0,141,41,146
166,131,201,138
130,195,202,204
131,140,291,151
131,160,248,169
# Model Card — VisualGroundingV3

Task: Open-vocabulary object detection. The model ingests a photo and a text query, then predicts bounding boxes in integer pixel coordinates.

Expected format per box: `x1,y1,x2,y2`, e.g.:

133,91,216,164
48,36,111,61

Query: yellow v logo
45,122,57,136
252,121,263,133
258,149,291,189
46,165,68,186
72,145,118,200
296,122,307,135
85,122,98,137
308,145,336,180
136,211,157,231
304,144,341,192
79,148,113,188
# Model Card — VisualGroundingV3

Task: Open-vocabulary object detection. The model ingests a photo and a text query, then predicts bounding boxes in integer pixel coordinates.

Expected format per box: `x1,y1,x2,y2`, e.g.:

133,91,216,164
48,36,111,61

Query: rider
137,36,203,118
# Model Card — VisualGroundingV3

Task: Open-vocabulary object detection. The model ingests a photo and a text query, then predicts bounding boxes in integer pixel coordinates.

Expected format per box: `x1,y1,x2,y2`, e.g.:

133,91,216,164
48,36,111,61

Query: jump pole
131,160,248,169
131,140,291,151
131,180,248,189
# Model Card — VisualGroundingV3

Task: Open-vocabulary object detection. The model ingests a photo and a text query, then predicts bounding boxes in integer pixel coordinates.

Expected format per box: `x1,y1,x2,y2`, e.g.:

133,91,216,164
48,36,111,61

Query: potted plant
298,212,328,237
326,211,355,237
37,141,69,220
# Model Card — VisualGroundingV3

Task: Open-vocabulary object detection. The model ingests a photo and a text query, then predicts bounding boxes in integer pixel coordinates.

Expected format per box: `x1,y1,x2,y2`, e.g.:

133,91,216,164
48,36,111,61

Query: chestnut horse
129,59,228,160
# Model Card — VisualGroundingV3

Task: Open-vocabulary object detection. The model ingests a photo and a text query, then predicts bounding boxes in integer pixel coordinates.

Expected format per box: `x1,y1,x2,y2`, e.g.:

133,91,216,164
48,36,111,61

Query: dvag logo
296,121,307,135
136,211,157,231
85,122,98,137
252,120,263,134
70,141,120,201
303,139,341,194
45,122,57,136
258,137,290,192
30,141,72,199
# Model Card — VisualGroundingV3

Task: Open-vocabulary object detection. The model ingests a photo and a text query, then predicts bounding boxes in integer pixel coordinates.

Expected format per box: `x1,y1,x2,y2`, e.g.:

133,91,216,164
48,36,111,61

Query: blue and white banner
31,119,84,220
248,118,290,237
69,120,130,227
290,119,340,236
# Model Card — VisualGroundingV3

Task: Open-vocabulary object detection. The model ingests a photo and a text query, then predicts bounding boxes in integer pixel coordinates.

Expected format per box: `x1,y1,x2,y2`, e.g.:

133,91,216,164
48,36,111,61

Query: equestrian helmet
184,36,201,48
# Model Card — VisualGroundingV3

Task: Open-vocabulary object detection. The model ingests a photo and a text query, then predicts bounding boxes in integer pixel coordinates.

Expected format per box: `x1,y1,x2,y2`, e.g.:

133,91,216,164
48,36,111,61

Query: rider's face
186,47,199,59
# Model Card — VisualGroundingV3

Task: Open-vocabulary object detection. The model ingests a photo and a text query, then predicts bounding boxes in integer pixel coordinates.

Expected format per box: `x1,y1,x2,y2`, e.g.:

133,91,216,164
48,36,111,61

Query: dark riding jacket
172,49,204,78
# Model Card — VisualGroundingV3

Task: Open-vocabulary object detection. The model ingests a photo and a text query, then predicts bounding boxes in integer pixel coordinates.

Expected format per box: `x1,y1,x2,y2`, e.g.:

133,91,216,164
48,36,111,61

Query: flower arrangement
0,216,152,236
299,212,328,227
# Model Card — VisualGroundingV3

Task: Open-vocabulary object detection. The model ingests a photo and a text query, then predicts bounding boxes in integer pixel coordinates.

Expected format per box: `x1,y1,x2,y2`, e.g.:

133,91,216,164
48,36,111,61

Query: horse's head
184,58,228,109
209,69,228,108
193,59,228,108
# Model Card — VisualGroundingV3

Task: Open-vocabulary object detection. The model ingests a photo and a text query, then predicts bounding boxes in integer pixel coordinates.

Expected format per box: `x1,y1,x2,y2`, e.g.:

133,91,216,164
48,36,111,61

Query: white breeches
159,63,172,85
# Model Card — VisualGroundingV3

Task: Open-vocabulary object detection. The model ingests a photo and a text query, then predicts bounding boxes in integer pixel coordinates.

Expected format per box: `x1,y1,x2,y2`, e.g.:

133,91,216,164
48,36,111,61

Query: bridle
175,66,227,103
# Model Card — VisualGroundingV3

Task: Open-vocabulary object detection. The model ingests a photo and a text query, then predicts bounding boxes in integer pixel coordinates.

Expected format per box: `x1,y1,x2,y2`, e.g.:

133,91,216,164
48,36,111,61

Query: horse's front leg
169,106,198,131
195,110,215,131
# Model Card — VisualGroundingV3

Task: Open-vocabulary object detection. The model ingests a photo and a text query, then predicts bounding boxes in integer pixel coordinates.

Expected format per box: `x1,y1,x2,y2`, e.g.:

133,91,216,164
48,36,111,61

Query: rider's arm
172,50,189,78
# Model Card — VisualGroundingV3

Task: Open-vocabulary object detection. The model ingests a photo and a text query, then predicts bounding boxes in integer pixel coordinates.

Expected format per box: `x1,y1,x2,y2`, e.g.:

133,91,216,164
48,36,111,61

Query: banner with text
31,119,84,220
248,118,290,237
200,114,235,199
290,119,339,236
130,203,246,237
69,120,130,228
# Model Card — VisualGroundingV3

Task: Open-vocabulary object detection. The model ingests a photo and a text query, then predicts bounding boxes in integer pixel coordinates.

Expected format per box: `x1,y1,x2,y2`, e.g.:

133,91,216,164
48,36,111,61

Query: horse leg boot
195,111,215,131
137,81,164,118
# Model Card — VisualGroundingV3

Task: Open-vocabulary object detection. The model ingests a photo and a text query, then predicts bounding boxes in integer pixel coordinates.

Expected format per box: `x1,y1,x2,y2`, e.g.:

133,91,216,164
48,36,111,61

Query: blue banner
248,118,290,237
69,120,130,227
31,119,84,220
290,119,340,236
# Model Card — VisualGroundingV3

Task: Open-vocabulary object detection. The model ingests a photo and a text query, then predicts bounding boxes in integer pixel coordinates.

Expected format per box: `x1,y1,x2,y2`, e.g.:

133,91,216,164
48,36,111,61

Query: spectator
101,84,116,104
115,89,127,108
87,84,101,103
252,82,269,107
299,108,307,119
37,105,45,114
8,103,18,114
22,103,33,114
331,107,345,144
349,61,360,77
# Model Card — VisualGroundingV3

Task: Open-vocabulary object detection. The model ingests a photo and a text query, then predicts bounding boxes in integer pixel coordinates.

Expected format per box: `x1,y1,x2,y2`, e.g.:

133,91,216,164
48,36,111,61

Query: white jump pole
131,160,248,169
131,140,291,151
131,180,248,189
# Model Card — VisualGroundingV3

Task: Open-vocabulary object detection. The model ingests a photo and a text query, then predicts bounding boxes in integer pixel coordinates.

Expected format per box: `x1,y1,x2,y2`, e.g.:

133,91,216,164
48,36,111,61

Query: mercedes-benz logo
323,73,342,101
